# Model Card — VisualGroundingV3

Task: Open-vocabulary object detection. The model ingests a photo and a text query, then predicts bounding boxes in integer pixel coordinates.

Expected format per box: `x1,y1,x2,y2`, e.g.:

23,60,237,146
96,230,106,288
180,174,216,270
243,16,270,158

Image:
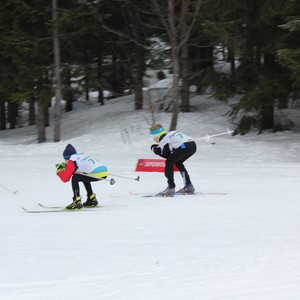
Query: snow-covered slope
0,94,300,300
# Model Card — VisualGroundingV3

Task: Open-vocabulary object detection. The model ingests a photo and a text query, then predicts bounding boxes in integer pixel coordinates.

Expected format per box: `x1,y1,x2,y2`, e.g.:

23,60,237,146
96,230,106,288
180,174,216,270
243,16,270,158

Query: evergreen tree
93,0,150,109
278,0,300,92
0,0,53,140
204,0,294,133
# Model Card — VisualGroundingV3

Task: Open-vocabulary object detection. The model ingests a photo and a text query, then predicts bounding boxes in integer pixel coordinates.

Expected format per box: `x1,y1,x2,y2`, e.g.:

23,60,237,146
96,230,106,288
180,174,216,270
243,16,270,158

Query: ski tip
154,194,174,198
129,191,138,195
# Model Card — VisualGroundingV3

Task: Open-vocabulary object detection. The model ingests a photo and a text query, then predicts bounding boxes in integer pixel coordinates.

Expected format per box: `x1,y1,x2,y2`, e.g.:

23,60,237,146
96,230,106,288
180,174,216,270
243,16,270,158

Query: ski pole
55,164,115,185
109,173,140,182
79,172,116,185
86,175,115,185
101,177,115,185
0,183,18,194
196,128,234,143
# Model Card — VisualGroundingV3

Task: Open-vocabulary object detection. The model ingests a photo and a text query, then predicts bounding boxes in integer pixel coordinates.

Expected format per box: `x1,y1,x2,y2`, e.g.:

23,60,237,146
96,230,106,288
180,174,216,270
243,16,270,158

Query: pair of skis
22,203,102,213
128,191,227,198
23,191,227,213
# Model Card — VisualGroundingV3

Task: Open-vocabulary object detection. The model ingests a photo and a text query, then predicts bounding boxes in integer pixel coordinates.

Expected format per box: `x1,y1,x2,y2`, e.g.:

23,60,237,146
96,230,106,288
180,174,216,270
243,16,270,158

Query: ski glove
151,144,161,155
56,162,66,174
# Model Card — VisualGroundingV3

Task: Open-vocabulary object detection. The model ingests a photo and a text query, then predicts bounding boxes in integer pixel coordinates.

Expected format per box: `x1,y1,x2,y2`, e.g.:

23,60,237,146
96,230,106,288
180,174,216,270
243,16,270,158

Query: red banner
135,159,178,172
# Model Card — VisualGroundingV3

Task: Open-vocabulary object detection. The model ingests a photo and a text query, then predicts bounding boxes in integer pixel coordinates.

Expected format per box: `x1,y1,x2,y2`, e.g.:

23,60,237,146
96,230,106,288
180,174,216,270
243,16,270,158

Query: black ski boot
83,193,98,207
66,196,83,210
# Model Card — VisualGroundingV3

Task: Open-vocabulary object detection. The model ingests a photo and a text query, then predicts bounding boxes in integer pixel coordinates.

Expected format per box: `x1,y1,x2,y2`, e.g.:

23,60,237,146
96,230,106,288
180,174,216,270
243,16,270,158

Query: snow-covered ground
1,94,300,300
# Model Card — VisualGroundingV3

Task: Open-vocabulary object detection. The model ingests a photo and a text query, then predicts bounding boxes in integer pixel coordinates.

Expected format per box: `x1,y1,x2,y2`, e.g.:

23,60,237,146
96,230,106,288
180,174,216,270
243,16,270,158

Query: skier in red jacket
56,144,108,209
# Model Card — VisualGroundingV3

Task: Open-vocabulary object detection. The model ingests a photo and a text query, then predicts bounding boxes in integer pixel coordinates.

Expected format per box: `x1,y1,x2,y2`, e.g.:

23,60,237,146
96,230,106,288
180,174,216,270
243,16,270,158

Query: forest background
0,0,299,143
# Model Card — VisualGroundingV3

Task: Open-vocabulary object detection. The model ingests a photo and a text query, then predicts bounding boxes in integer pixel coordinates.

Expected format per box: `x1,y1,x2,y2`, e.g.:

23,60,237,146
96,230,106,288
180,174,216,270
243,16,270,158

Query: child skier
150,124,197,196
56,144,108,209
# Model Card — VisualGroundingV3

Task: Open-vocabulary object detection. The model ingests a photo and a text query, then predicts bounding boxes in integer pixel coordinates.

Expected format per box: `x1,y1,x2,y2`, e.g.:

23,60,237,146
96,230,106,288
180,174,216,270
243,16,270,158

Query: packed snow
0,93,300,300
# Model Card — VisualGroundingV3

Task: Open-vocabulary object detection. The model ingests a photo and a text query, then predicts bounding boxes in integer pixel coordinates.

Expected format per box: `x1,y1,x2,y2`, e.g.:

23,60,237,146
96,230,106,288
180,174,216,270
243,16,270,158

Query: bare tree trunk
97,51,104,106
29,97,35,125
152,0,202,129
133,46,145,110
260,101,274,132
168,0,179,130
8,101,18,129
134,77,143,110
180,1,190,112
37,101,46,143
0,101,6,130
52,0,61,142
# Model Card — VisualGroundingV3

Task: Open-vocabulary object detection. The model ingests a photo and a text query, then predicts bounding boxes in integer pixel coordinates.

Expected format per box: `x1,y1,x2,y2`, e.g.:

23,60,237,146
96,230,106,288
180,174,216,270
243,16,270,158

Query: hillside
0,94,300,300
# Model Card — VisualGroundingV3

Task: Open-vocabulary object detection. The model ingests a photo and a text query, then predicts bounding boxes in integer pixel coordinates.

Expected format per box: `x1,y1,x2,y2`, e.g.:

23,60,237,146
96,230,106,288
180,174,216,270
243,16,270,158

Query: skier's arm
151,144,161,155
151,143,170,158
161,144,171,158
57,160,76,182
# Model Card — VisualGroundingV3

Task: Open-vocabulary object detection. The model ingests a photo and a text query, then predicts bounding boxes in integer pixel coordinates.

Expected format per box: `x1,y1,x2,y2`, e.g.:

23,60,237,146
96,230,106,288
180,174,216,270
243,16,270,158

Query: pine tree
278,0,300,91
203,0,294,133
0,0,53,137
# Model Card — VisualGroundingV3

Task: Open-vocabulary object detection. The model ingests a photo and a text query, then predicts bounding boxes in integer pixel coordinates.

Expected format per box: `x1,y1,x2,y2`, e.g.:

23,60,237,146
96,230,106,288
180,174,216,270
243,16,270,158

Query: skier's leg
174,141,197,188
71,174,81,197
79,175,100,207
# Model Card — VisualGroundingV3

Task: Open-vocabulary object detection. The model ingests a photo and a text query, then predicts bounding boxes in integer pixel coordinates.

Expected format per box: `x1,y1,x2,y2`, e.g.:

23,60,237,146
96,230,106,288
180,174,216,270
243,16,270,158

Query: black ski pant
72,174,100,198
165,141,197,188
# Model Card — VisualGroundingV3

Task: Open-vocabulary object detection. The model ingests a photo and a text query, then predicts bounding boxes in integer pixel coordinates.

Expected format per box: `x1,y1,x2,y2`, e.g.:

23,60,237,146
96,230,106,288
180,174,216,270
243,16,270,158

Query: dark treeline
0,0,299,142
